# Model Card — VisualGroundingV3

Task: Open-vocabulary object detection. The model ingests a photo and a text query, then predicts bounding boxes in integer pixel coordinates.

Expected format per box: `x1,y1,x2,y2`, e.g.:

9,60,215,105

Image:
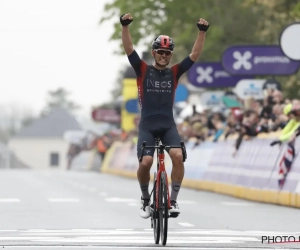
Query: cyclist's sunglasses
154,49,172,56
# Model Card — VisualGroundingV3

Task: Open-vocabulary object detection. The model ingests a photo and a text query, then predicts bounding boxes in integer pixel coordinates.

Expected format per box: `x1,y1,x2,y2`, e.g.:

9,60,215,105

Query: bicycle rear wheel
152,172,160,244
159,172,169,246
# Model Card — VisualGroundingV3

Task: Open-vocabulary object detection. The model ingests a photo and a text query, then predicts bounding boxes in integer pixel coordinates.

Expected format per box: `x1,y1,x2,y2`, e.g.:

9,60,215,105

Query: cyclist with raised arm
120,13,209,219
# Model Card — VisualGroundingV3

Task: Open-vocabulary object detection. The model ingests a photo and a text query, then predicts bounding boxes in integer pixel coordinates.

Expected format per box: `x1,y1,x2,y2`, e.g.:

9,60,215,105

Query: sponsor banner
233,79,265,100
199,91,225,108
122,79,139,132
125,99,139,114
102,134,300,194
201,135,300,192
222,45,300,75
91,108,120,123
188,62,244,88
106,142,133,170
183,142,213,180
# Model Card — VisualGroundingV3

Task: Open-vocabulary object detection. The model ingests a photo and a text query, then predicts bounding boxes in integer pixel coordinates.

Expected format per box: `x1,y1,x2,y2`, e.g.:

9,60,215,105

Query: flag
278,139,295,188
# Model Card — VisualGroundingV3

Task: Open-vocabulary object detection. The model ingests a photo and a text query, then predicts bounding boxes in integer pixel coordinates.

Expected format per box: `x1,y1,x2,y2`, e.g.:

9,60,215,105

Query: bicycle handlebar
139,141,187,163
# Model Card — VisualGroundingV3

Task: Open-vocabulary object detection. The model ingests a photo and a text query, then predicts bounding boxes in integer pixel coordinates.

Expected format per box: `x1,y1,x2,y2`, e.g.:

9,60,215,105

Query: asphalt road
0,169,299,249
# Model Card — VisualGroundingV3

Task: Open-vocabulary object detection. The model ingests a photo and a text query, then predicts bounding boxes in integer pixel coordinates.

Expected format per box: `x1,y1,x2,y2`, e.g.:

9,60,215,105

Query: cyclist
120,13,209,218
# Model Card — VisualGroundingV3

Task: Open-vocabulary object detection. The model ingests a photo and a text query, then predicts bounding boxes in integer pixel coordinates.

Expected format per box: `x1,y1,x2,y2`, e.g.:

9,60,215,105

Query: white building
8,108,82,169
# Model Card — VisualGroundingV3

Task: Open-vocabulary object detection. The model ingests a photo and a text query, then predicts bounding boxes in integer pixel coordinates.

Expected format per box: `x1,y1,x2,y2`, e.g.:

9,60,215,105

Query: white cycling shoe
170,200,180,216
139,197,151,219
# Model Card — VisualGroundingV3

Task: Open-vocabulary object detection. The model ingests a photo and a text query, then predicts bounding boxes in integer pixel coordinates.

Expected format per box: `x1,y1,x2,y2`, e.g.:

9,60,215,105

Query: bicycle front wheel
153,172,160,244
159,172,169,246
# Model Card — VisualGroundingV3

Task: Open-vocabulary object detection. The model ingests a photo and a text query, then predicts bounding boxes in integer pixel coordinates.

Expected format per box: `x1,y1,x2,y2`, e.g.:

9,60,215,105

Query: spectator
84,90,299,163
96,134,111,161
67,143,82,170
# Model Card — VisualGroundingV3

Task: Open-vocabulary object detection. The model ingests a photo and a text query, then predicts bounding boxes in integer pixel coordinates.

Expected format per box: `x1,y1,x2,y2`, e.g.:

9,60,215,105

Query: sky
0,0,142,118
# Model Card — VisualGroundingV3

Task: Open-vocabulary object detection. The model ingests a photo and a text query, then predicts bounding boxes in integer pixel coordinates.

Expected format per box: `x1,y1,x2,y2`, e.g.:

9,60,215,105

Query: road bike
139,138,187,246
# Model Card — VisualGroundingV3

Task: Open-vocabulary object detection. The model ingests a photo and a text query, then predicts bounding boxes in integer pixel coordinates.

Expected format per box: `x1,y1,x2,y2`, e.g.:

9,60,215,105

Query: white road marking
0,199,20,203
0,247,273,250
178,222,195,227
29,236,259,243
0,237,61,240
48,198,79,202
21,230,152,234
174,230,300,236
71,229,92,231
115,229,133,231
27,229,47,232
0,229,295,248
105,197,137,203
17,229,300,235
221,201,254,206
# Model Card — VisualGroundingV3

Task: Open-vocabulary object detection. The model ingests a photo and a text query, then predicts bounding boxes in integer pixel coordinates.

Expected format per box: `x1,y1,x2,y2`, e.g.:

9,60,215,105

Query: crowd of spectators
67,88,300,169
177,89,300,155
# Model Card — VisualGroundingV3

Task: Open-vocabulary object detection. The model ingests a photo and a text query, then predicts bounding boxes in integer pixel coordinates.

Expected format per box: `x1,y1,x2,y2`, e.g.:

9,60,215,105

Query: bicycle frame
139,139,187,210
155,142,171,210
139,139,187,245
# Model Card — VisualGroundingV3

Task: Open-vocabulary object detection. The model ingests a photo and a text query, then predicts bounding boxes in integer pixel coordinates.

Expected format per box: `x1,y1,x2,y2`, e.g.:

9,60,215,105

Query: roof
14,108,82,138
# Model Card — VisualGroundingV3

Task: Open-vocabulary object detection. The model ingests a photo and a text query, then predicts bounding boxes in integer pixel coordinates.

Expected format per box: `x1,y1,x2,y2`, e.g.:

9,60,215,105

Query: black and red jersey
128,50,194,120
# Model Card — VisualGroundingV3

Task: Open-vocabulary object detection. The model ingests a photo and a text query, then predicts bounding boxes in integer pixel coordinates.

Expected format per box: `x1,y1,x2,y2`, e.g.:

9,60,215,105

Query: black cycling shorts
137,114,182,158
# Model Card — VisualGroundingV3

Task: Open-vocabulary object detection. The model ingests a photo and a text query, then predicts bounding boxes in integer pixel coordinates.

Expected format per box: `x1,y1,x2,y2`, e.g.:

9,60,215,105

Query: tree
100,0,300,99
243,0,300,98
244,0,300,43
40,87,81,116
100,0,262,62
99,0,263,103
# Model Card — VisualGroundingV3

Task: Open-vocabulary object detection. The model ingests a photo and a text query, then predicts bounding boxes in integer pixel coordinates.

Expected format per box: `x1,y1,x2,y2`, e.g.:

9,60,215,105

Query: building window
50,152,59,167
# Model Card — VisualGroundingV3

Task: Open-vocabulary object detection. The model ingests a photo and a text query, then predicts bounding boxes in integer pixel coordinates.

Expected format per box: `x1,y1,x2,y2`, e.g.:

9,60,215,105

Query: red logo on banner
91,108,120,123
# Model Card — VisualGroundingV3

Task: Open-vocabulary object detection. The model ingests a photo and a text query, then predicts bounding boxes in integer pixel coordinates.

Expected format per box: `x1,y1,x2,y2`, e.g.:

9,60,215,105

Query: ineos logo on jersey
196,66,213,83
233,51,252,70
146,79,172,88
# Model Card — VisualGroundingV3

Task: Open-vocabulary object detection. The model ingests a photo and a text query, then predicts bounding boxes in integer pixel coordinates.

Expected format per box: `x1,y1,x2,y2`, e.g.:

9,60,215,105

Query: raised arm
171,18,209,83
120,13,134,56
189,18,209,62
